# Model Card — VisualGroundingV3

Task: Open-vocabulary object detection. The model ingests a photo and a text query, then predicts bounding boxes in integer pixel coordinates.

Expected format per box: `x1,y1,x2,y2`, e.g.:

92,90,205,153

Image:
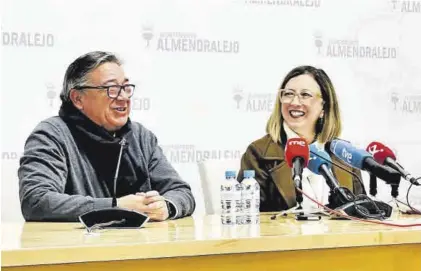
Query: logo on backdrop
233,87,244,109
131,95,151,111
391,1,421,12
127,82,152,111
313,31,398,59
142,25,154,48
2,28,55,47
161,145,242,164
141,24,240,53
232,87,275,112
314,31,323,55
390,92,421,116
1,151,23,161
391,92,399,111
243,0,321,7
46,82,58,108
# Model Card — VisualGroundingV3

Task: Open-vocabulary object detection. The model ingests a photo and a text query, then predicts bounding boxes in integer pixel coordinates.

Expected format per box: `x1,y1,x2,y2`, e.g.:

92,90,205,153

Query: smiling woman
268,66,341,144
237,65,365,212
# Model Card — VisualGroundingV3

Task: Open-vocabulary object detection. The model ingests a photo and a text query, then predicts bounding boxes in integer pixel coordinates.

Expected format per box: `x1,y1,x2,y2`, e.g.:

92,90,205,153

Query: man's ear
69,89,84,110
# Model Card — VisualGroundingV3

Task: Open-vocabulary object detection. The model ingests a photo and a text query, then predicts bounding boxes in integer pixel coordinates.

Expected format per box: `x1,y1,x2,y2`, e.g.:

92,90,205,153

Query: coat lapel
260,137,297,209
269,162,297,209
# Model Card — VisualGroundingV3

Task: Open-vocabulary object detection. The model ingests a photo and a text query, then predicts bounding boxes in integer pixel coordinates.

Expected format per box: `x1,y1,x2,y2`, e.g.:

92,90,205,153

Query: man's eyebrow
101,78,130,85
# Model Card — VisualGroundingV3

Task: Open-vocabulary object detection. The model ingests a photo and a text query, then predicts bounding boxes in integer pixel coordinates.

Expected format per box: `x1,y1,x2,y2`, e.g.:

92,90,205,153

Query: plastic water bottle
241,170,260,224
234,177,243,225
221,170,242,225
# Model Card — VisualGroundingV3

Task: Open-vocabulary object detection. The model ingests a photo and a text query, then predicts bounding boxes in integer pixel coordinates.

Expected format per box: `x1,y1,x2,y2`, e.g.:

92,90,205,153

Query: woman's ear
69,89,84,110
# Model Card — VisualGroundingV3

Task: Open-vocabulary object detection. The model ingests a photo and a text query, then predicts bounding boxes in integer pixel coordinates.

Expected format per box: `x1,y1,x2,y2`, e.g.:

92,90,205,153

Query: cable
310,150,384,218
353,192,385,220
296,187,421,228
406,179,421,215
329,186,385,220
394,198,421,214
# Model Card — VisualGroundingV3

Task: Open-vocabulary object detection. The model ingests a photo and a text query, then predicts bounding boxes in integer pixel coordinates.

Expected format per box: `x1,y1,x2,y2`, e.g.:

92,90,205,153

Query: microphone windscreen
366,141,397,165
285,138,309,168
328,139,371,169
308,143,332,174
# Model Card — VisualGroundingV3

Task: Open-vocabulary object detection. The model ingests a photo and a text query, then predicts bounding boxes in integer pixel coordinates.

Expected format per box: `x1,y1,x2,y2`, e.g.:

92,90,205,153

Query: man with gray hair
18,51,196,222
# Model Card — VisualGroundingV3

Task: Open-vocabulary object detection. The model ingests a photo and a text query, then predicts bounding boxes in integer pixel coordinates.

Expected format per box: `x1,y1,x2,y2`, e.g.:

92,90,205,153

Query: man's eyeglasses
279,89,322,105
75,84,136,99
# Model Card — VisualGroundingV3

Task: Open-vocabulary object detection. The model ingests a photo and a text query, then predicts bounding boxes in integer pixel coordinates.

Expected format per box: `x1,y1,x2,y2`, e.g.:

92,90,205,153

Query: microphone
310,143,393,219
366,141,420,186
326,139,401,186
284,138,309,209
285,138,310,187
79,137,149,232
308,144,354,206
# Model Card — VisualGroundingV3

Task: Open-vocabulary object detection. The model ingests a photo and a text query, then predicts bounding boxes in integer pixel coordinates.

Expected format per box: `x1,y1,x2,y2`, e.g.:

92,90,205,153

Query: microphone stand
271,171,316,221
292,158,304,213
112,137,126,207
294,176,304,211
369,173,377,197
369,171,399,205
292,160,320,220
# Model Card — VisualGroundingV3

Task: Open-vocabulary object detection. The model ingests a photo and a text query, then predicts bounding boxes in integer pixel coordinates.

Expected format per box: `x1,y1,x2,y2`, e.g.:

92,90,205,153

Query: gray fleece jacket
18,107,195,222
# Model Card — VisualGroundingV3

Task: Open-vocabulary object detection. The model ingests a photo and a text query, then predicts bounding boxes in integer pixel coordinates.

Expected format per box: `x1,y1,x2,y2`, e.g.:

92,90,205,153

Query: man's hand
139,191,169,221
116,194,150,213
117,191,170,221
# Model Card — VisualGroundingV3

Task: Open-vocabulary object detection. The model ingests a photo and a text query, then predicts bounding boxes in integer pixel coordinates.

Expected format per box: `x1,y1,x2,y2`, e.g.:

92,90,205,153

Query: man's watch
166,201,176,219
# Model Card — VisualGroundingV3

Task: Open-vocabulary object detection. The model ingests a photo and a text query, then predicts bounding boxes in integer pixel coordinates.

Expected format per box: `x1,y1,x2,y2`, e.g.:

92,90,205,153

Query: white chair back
197,159,241,215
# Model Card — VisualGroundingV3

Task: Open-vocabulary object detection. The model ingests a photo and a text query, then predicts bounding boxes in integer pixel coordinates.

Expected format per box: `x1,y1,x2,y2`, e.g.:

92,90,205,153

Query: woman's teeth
289,110,305,118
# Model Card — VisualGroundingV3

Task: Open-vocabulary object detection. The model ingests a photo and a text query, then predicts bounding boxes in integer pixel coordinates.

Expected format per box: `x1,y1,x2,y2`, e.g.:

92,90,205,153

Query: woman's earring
316,116,324,134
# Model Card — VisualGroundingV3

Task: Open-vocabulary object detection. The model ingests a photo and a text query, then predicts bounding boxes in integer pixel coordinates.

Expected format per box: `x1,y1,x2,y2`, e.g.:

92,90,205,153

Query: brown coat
238,134,365,211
